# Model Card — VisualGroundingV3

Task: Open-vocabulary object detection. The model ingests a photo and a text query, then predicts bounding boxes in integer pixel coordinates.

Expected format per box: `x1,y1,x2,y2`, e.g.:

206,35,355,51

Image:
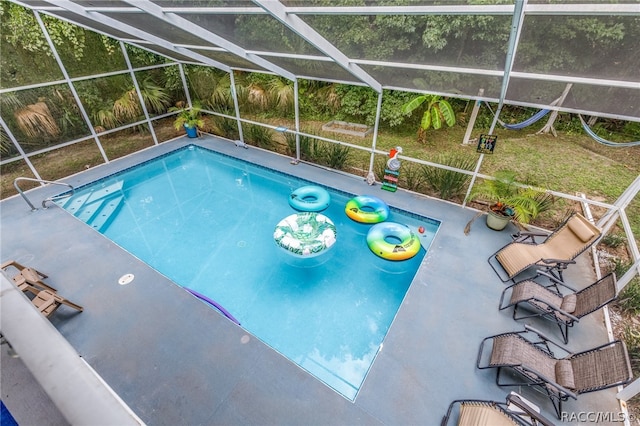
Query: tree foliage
1,1,638,145
1,3,86,59
402,95,455,131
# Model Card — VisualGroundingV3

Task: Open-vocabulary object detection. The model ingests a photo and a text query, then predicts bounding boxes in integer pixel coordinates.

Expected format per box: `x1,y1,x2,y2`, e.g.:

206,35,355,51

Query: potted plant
486,201,516,231
466,170,554,232
171,102,204,138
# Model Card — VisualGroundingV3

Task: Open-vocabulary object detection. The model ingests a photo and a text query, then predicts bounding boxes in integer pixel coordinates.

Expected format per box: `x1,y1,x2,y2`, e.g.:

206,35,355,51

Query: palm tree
268,77,294,114
138,77,171,115
14,101,60,139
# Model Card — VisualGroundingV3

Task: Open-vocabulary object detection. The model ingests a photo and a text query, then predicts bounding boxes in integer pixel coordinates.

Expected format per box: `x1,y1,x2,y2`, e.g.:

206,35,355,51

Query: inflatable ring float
289,185,331,212
345,195,390,224
366,222,421,261
274,212,337,257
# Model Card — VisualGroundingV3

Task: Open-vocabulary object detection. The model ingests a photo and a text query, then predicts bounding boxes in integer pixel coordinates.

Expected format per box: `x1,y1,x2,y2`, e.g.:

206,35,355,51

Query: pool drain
118,273,135,285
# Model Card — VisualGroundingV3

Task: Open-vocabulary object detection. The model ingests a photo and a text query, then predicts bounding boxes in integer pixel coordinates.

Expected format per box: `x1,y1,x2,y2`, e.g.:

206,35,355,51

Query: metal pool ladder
14,177,75,211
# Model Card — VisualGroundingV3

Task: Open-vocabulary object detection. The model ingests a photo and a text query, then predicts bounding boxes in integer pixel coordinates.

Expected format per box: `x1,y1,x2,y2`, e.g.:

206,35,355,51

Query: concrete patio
0,135,621,425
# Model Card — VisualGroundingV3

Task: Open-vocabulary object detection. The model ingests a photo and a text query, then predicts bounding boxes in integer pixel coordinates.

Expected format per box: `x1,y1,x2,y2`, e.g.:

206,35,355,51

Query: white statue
387,146,402,171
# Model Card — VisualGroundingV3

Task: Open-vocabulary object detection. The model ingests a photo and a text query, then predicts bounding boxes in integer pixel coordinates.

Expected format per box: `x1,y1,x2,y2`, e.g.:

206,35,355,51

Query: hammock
484,102,550,130
579,115,640,148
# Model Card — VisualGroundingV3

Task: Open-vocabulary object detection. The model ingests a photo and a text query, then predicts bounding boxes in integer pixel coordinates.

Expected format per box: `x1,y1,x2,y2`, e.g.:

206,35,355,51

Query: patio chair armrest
498,281,522,310
528,299,580,323
534,270,577,292
523,325,572,356
517,363,578,401
539,258,577,269
506,393,556,426
511,231,547,243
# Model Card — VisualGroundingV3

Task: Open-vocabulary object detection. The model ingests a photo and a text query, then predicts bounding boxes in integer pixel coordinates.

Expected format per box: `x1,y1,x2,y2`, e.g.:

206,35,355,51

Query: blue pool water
58,145,440,400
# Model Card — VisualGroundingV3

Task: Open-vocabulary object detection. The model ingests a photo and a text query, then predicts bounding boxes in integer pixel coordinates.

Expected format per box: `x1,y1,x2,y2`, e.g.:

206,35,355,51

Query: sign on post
477,134,497,154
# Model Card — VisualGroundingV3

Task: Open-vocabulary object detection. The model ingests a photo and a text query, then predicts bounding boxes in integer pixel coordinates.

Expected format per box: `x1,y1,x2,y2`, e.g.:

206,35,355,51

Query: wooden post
537,83,573,137
462,89,484,145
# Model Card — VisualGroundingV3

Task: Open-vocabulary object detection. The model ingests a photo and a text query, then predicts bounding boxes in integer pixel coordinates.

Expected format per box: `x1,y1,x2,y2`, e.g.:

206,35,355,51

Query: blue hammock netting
579,115,640,148
501,108,551,130
484,102,551,130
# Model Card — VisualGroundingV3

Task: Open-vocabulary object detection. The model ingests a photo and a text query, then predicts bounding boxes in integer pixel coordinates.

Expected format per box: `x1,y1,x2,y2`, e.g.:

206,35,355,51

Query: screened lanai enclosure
1,0,640,424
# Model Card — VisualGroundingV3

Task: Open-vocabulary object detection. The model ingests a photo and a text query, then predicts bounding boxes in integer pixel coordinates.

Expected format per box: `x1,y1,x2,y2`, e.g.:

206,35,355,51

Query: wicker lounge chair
499,271,617,343
1,260,57,293
441,392,555,426
488,213,601,282
477,326,633,418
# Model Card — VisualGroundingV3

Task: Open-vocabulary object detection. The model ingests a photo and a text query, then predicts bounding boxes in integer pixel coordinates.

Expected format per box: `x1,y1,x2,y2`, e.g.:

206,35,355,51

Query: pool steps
56,181,124,232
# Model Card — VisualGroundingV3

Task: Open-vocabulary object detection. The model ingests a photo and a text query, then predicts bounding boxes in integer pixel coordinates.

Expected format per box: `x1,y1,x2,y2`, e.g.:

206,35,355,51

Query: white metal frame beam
123,0,296,81
253,0,382,93
30,3,639,16
463,0,528,207
286,4,640,15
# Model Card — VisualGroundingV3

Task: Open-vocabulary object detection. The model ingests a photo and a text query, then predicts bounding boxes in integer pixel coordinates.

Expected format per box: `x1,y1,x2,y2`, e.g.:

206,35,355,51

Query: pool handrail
14,177,74,211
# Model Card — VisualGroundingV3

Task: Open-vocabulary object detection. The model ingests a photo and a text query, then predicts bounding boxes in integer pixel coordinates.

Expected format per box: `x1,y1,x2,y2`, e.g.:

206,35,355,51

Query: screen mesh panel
191,50,266,71
177,13,324,56
101,12,220,48
516,15,640,82
506,78,640,120
46,11,139,40
261,57,360,83
300,13,512,69
362,65,502,100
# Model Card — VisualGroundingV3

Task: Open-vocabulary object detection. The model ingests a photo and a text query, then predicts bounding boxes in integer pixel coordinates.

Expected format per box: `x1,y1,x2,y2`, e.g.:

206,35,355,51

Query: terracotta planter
486,209,513,231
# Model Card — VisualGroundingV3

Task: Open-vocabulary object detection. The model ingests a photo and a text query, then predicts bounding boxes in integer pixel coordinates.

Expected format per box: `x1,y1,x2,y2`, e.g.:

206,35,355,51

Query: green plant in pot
466,170,554,232
170,102,204,138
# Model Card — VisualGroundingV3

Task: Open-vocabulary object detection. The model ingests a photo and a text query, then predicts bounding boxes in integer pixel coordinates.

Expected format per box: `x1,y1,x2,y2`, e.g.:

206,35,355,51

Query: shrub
399,162,425,192
284,132,332,165
611,259,640,314
602,233,626,249
422,153,475,200
244,124,273,148
467,169,555,227
210,116,239,140
618,277,640,315
621,324,640,375
283,132,297,156
374,157,387,181
322,142,351,170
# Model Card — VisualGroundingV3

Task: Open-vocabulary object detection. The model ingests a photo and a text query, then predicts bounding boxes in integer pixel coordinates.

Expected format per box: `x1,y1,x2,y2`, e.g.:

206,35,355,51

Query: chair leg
558,322,569,345
550,393,563,419
512,304,547,322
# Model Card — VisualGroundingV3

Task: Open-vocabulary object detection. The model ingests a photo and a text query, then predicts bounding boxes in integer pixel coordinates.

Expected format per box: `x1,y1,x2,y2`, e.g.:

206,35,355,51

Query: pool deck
0,135,622,425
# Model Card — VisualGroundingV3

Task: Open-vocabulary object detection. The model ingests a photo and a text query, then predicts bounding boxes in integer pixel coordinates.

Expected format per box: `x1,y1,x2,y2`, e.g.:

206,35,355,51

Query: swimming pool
57,144,440,400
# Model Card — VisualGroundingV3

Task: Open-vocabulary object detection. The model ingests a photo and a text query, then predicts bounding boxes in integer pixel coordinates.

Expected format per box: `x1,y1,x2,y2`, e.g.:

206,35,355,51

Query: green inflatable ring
345,195,390,224
366,222,420,261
